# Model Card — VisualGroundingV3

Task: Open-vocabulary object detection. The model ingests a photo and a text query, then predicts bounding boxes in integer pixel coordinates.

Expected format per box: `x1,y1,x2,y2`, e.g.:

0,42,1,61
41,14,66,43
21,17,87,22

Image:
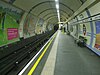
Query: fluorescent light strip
55,0,60,22
56,4,59,9
57,9,60,22
55,0,58,2
57,9,59,13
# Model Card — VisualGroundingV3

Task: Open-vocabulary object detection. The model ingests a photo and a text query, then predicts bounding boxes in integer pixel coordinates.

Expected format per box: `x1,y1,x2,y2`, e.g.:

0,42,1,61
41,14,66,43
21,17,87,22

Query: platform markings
28,35,54,75
18,31,57,75
41,30,59,75
28,33,57,75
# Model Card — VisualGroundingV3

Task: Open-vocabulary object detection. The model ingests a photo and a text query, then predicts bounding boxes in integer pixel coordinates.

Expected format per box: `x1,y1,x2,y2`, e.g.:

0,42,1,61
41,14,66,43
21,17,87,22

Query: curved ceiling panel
45,15,64,22
37,8,69,18
13,0,49,11
42,12,67,20
47,16,58,24
60,0,82,11
44,15,65,24
28,1,74,13
9,0,86,23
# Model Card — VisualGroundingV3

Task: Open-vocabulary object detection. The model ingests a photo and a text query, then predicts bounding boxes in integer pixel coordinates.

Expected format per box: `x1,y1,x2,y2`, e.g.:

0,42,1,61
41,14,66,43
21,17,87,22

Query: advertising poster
7,28,18,40
23,14,38,38
23,15,29,36
0,1,23,46
94,21,100,50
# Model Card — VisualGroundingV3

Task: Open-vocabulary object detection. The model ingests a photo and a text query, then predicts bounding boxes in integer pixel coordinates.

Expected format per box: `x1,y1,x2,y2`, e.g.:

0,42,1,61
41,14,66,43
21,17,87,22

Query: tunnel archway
28,1,74,14
42,12,68,20
46,16,58,23
43,13,66,21
37,8,70,17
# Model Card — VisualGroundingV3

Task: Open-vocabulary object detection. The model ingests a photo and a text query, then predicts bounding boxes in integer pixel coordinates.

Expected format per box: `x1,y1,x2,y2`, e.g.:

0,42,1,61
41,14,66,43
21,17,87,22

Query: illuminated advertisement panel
7,28,18,40
94,21,100,50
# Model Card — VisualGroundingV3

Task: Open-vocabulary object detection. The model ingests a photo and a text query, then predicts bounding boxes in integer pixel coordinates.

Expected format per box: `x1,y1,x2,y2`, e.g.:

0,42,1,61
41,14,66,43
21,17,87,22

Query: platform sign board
83,24,86,36
7,28,18,40
94,21,100,50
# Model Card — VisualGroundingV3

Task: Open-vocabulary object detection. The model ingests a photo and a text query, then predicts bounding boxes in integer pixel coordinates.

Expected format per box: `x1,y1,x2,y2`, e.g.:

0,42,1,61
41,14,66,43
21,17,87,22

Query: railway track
0,30,55,75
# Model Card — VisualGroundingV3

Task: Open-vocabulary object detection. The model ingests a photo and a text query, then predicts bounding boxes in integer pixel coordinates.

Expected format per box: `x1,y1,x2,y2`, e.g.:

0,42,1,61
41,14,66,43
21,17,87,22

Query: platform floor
41,30,100,75
19,30,100,75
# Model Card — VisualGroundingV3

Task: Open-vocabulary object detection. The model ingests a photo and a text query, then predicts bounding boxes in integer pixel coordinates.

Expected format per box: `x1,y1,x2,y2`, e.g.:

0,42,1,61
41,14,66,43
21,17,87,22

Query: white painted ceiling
4,0,87,23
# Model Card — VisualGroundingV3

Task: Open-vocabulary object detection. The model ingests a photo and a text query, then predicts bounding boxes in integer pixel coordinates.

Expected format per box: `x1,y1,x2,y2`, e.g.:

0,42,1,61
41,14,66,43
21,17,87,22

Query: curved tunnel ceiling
28,1,74,14
46,15,67,24
44,15,65,22
9,0,86,23
46,15,58,20
47,16,58,24
37,8,70,18
27,1,74,21
42,12,67,20
44,14,66,23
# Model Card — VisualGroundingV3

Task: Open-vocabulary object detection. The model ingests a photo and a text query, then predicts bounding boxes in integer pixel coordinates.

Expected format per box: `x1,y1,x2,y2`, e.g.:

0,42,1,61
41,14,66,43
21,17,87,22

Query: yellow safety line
28,34,56,75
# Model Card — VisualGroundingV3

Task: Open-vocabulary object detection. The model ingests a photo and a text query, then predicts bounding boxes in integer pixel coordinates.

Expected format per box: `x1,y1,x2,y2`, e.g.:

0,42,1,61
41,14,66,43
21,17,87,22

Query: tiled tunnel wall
0,0,100,56
68,2,100,55
0,1,54,46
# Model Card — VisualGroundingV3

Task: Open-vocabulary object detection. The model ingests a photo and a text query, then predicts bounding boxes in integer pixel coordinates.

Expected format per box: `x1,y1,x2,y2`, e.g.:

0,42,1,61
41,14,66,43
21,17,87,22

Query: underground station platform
14,31,100,75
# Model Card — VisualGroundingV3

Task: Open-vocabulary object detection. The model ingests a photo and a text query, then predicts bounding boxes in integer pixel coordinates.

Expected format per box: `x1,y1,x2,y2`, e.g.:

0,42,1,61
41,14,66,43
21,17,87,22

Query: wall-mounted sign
7,28,18,40
83,24,86,36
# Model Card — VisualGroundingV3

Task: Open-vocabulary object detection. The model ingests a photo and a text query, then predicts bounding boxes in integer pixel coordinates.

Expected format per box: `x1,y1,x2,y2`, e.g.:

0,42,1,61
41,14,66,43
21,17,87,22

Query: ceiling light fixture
55,0,60,23
55,0,58,2
56,4,59,9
